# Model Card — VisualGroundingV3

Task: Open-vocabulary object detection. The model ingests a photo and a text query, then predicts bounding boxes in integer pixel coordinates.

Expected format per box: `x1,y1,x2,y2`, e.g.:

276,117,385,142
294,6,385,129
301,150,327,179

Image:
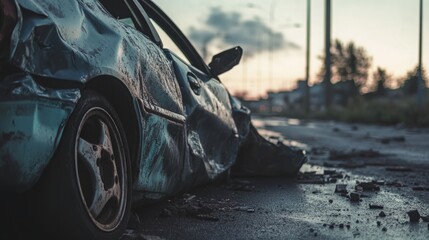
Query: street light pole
417,0,425,107
324,0,332,110
304,0,311,114
269,0,276,92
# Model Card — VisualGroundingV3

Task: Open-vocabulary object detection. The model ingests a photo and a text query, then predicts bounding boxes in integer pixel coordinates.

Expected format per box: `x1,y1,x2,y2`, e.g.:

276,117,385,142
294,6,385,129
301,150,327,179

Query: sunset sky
153,0,429,98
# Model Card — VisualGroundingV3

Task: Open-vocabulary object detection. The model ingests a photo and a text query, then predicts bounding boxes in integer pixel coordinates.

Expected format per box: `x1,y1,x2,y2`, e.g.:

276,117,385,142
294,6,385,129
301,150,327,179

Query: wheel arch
85,76,141,182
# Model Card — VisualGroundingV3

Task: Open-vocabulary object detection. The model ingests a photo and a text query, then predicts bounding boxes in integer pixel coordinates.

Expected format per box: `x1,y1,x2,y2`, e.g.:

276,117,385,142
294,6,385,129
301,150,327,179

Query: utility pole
417,0,425,107
269,1,276,92
304,0,311,114
324,0,332,110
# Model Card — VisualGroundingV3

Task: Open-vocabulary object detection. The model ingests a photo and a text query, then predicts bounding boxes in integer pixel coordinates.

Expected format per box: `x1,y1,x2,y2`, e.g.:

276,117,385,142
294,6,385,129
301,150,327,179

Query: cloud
189,27,216,45
188,7,300,58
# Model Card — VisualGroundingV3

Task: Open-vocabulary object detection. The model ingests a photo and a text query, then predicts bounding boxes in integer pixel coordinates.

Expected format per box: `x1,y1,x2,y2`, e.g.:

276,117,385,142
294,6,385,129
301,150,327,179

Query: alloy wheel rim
74,107,127,232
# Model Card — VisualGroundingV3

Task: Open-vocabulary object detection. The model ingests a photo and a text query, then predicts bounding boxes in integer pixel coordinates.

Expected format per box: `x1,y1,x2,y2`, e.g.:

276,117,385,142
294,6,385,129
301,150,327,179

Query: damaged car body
0,0,306,239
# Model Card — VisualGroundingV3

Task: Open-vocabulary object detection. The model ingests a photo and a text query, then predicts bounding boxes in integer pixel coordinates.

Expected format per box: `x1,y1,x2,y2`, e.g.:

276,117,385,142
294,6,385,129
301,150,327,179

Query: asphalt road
124,116,429,240
2,117,428,239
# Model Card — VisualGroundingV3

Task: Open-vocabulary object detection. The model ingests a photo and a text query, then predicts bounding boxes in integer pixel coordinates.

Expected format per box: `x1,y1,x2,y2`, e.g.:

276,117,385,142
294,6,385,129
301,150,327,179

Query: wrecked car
0,0,306,239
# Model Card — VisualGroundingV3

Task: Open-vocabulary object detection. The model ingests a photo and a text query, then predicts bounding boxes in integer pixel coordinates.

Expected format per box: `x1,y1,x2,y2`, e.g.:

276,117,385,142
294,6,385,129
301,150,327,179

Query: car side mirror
209,46,243,76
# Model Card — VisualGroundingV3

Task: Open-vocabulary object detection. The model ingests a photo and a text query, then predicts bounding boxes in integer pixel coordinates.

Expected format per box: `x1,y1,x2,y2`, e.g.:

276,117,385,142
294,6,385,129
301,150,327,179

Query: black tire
33,90,132,240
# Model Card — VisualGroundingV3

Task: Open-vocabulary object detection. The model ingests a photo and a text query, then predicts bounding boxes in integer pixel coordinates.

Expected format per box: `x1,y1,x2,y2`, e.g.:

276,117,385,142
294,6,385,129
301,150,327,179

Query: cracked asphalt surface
124,116,429,240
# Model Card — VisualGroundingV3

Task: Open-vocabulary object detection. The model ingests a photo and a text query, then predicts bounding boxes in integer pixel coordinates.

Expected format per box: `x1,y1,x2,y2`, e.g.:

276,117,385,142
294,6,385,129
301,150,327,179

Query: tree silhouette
319,39,372,93
401,66,427,95
372,67,392,96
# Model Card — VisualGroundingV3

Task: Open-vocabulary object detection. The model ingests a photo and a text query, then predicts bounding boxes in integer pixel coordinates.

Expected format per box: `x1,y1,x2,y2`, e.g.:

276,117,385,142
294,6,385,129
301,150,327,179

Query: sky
153,0,429,98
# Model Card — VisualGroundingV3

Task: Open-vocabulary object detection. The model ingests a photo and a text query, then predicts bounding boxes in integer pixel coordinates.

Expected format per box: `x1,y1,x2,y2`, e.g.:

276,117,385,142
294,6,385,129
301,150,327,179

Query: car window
98,1,137,28
150,20,191,66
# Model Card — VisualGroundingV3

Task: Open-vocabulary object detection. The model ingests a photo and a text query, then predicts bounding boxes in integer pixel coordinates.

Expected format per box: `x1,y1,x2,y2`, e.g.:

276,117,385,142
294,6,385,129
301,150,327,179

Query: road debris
382,227,387,232
335,184,348,193
407,210,421,223
296,172,327,184
356,182,380,191
372,180,385,185
369,204,384,209
159,194,240,222
379,211,386,217
350,192,361,202
421,216,429,222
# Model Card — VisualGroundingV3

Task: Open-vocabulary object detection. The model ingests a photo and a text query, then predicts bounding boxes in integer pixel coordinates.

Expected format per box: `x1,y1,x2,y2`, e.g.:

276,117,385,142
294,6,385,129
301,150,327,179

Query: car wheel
33,90,131,240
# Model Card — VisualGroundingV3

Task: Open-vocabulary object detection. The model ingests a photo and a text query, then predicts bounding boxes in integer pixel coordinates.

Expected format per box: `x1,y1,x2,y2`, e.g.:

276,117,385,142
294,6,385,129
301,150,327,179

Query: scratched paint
135,115,180,194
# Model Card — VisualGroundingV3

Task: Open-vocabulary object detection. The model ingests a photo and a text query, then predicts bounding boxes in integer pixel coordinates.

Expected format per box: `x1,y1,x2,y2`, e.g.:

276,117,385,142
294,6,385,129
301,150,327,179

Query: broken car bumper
0,73,80,191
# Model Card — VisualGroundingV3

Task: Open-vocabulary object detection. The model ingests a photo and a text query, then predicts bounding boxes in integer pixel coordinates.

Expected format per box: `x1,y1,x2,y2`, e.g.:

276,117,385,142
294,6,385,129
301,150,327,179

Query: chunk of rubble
350,192,361,202
369,204,384,209
379,211,386,217
421,216,429,222
335,184,348,194
372,180,385,185
356,182,380,191
296,172,326,184
407,210,421,223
